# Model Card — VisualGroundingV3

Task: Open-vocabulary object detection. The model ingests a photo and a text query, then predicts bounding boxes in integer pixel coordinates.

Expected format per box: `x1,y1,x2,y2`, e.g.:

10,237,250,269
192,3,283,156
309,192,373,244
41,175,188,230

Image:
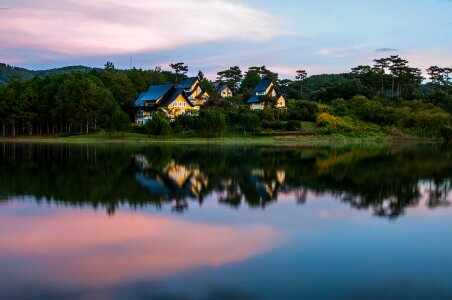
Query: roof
215,83,229,94
160,88,194,107
178,77,198,90
134,83,173,107
247,95,262,104
253,78,273,93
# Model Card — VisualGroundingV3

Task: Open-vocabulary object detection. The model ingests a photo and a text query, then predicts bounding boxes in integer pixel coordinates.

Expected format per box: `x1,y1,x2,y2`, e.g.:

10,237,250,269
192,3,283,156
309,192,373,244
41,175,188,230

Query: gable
178,77,199,91
161,88,194,108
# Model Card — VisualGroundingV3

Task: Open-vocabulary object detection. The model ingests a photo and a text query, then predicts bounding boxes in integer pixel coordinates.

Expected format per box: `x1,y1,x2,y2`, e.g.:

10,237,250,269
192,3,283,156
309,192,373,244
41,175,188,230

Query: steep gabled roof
178,77,198,90
160,88,194,107
253,78,273,93
214,80,234,95
134,83,173,107
214,81,222,89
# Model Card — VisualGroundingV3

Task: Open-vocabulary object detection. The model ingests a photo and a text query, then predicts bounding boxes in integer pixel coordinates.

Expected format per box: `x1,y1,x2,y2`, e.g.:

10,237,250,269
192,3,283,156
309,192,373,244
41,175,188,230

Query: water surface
0,143,451,299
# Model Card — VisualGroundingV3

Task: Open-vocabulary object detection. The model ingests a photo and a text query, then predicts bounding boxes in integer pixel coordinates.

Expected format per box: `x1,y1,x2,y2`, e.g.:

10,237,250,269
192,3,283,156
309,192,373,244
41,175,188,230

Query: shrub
357,100,385,124
286,120,301,131
145,112,172,136
316,113,339,134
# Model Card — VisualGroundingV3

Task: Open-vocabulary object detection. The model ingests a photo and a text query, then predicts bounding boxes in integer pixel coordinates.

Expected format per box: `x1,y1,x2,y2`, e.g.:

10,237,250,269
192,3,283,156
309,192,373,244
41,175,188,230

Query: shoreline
0,133,440,146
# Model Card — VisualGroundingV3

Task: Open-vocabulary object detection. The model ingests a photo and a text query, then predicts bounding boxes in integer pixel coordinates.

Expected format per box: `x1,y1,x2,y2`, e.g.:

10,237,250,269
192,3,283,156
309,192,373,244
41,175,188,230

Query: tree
240,67,261,92
197,70,205,81
104,61,115,70
388,55,408,98
169,62,188,83
373,57,390,94
295,69,308,97
217,66,243,91
197,110,226,137
106,108,130,137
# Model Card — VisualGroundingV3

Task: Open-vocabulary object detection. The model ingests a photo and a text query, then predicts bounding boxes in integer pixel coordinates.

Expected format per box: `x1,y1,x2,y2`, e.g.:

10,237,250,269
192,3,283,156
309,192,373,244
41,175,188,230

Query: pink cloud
0,0,281,56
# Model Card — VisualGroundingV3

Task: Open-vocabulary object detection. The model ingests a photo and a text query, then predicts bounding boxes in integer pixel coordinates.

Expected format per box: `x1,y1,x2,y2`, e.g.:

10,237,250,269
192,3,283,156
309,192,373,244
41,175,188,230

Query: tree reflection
0,142,451,218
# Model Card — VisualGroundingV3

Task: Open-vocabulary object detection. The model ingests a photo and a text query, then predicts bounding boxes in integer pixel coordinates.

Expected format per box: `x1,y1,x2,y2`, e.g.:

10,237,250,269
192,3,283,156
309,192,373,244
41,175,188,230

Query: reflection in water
1,143,452,299
0,206,278,287
0,143,451,218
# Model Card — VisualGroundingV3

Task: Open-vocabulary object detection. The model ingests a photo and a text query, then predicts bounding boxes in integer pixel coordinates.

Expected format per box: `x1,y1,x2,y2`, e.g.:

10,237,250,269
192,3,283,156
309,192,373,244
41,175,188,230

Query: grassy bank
0,130,439,146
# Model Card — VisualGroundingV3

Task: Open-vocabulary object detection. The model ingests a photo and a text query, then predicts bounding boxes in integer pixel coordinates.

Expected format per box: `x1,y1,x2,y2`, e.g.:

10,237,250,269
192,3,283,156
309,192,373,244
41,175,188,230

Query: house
178,77,209,107
247,78,286,110
214,81,234,98
134,83,195,124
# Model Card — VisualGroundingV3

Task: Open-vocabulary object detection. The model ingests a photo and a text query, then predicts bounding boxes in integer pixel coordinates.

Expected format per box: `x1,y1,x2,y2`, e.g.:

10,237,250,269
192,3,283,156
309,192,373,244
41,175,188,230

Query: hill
0,63,97,84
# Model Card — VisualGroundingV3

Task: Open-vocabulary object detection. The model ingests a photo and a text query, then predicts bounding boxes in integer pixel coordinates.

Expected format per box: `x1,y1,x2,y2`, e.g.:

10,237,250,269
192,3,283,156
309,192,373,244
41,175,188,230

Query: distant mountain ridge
0,63,99,84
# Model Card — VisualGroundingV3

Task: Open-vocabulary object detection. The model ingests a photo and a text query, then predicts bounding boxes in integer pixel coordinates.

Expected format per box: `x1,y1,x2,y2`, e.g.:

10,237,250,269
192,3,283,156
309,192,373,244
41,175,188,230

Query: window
174,102,178,107
280,101,283,106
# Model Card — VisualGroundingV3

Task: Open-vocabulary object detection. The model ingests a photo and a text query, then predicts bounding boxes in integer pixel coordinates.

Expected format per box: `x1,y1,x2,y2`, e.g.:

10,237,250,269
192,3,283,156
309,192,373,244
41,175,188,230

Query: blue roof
247,95,262,104
178,77,198,90
134,83,173,107
253,78,273,93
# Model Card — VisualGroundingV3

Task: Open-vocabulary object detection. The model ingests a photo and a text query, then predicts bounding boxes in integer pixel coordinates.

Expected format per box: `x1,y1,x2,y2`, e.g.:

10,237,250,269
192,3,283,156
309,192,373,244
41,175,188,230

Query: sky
0,0,451,79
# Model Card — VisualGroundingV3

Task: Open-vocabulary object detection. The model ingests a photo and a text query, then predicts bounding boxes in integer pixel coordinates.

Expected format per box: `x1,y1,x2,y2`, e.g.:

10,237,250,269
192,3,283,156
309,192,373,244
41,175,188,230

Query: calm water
0,143,451,300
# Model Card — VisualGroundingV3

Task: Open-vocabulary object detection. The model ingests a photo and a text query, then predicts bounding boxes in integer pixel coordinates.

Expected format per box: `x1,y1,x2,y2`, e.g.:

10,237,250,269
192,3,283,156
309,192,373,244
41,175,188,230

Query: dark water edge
0,142,451,300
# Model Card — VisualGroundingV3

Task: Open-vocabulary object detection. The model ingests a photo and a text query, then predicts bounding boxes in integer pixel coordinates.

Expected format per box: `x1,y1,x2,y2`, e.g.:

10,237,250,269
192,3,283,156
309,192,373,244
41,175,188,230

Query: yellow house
214,81,234,98
178,77,210,107
247,78,286,110
134,84,195,124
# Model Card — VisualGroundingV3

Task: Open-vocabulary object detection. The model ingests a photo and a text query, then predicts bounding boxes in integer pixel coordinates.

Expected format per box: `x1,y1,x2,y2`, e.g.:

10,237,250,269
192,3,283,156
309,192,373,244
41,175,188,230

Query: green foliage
331,98,349,116
105,109,130,137
171,112,198,134
145,113,172,136
356,100,385,123
287,100,319,121
196,110,226,137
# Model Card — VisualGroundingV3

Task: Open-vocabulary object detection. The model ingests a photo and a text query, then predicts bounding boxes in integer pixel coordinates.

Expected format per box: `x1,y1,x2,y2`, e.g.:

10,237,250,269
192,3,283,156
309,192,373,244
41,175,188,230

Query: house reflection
134,155,289,210
135,155,209,211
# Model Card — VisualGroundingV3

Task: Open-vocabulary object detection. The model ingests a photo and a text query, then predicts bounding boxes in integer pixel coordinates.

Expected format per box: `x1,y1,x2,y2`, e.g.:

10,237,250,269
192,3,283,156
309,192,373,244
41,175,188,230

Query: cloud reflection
0,209,279,287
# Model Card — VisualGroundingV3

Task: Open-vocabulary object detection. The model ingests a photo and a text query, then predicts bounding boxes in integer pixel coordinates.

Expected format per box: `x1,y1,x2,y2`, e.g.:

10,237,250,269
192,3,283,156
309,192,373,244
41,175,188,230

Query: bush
171,112,197,133
286,120,301,131
316,113,339,134
145,112,172,136
357,100,385,124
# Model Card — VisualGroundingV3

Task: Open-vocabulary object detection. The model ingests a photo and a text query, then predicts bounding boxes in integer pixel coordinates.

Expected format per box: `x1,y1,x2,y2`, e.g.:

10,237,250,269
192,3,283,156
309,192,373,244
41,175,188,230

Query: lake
0,142,451,300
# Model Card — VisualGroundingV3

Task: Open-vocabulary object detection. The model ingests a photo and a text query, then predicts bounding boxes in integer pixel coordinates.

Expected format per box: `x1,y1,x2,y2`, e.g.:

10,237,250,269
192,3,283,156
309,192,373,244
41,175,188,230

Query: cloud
375,48,398,52
0,0,282,56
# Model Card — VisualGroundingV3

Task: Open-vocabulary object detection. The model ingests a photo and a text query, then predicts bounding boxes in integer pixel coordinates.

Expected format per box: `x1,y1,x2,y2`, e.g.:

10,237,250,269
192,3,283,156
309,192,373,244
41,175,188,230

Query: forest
0,55,451,139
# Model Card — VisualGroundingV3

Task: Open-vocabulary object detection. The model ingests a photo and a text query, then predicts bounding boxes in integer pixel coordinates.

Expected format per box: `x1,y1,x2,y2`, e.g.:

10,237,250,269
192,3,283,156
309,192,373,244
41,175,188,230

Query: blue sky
0,0,451,79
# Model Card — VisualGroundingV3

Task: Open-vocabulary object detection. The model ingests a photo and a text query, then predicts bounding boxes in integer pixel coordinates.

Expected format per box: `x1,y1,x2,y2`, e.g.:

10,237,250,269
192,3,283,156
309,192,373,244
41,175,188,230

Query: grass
0,130,402,146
